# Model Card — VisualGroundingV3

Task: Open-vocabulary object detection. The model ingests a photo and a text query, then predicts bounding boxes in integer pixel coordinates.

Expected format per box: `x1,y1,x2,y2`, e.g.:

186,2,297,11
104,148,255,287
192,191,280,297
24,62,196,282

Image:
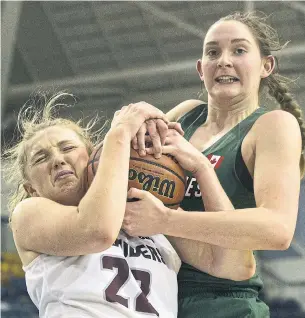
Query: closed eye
34,156,46,164
63,146,76,152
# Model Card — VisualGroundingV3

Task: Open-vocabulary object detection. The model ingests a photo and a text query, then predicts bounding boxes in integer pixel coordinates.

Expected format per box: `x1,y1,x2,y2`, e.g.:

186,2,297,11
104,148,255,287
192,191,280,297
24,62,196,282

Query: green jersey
178,103,268,295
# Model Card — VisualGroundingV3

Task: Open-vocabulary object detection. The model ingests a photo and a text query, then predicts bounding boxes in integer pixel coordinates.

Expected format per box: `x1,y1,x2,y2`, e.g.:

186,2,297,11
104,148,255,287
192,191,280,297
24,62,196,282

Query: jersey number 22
101,255,159,316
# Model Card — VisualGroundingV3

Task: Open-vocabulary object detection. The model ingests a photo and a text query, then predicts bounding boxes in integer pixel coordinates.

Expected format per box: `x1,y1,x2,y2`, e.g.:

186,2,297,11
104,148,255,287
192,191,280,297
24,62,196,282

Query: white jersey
23,232,181,318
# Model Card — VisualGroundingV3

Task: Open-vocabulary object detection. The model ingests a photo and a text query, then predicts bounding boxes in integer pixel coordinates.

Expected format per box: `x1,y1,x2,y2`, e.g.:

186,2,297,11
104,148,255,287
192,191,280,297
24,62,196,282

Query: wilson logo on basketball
87,145,186,209
129,169,175,199
128,149,186,209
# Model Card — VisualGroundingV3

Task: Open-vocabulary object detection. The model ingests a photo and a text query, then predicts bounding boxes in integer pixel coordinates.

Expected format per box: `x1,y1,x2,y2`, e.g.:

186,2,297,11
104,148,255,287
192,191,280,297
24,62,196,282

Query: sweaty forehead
204,20,256,45
26,126,82,156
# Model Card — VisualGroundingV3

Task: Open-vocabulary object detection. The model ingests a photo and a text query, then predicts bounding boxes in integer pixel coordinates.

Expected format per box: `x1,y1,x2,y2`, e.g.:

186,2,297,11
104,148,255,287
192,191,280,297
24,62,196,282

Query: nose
217,52,233,68
52,152,67,169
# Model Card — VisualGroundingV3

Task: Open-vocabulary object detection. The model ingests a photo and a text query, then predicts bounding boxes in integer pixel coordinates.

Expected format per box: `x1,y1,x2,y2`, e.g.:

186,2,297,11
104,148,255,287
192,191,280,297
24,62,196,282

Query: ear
261,55,275,79
23,182,39,197
196,59,204,81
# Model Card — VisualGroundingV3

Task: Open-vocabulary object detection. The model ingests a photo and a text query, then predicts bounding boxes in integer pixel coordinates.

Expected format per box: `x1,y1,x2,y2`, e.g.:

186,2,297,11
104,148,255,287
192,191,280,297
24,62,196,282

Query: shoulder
11,198,36,230
11,197,52,227
13,197,46,214
252,109,301,140
166,99,205,122
12,198,36,219
11,198,45,259
251,110,302,155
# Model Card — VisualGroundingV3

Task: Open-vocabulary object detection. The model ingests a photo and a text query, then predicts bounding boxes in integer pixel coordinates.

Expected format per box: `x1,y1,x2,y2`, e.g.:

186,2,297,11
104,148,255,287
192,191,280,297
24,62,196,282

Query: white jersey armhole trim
22,254,45,272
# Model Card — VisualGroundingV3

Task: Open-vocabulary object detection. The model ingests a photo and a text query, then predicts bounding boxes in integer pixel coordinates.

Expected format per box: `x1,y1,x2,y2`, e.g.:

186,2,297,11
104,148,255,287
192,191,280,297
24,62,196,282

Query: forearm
195,158,233,211
79,128,131,239
164,207,289,250
166,158,291,250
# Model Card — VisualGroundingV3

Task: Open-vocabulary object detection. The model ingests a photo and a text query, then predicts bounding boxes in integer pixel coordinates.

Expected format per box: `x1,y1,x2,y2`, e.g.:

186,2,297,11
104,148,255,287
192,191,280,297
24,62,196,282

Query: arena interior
1,1,305,317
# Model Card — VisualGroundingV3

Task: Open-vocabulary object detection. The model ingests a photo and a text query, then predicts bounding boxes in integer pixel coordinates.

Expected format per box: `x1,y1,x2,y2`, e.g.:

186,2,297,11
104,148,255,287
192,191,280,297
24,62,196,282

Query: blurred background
1,1,305,317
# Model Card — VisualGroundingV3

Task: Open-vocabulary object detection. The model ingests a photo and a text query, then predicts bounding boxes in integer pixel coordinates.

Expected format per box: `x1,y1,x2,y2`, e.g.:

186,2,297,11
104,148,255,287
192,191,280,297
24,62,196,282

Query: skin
199,21,270,108
23,126,89,206
122,21,301,270
131,120,184,158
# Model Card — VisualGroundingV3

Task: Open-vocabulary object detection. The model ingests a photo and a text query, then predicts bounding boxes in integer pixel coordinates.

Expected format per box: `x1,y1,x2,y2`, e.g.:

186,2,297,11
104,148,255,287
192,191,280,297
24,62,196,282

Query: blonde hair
3,91,107,221
214,11,305,177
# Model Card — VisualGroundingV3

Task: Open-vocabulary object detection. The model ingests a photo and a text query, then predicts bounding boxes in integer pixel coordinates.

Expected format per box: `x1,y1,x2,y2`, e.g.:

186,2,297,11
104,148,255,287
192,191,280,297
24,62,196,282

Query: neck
205,94,259,132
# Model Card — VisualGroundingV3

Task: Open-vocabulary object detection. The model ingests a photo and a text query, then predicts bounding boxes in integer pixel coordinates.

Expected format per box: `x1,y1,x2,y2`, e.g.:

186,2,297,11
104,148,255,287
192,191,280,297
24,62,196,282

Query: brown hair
2,91,107,221
219,11,305,177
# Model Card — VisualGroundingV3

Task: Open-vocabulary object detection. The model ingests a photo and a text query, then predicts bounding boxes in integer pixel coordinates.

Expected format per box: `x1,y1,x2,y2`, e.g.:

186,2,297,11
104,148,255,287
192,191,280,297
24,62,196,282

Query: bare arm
163,111,301,250
12,102,167,257
167,158,256,281
167,157,256,281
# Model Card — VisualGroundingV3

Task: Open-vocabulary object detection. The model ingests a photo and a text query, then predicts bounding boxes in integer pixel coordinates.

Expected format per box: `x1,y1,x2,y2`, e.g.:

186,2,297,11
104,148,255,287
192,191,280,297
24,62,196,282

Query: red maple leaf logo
207,154,224,169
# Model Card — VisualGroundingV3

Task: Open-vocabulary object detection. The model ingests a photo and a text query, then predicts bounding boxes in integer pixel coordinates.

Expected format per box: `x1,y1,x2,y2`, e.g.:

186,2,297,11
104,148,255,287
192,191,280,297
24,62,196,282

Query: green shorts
178,289,270,318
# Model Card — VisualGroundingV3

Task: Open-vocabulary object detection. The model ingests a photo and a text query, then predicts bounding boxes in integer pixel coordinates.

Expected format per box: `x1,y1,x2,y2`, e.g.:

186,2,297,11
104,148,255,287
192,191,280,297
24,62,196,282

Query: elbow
265,235,291,251
102,236,116,251
273,223,294,250
275,233,293,250
259,213,294,250
94,232,116,252
92,225,119,251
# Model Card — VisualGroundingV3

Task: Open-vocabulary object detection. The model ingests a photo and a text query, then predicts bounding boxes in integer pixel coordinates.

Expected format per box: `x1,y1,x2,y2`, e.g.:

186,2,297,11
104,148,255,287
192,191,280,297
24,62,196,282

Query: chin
55,182,85,206
211,88,241,102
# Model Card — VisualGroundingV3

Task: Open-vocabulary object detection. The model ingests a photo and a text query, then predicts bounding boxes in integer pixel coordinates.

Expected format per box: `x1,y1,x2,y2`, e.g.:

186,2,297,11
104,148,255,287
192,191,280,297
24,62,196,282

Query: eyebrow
58,140,74,146
205,38,252,46
31,140,74,158
31,149,47,162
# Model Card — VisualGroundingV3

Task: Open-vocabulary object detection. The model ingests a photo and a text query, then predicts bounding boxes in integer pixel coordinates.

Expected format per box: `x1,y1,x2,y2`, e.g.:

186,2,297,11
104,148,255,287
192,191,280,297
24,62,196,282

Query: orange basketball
87,144,186,209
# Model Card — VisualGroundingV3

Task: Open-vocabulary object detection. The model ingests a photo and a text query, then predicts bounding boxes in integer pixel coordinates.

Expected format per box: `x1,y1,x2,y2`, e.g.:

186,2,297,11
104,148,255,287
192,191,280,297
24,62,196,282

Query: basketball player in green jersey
123,12,304,318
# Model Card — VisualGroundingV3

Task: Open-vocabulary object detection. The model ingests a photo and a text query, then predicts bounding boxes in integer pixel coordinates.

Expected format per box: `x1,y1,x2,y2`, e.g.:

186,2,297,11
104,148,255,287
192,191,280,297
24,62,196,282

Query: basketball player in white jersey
7,94,180,318
6,92,256,317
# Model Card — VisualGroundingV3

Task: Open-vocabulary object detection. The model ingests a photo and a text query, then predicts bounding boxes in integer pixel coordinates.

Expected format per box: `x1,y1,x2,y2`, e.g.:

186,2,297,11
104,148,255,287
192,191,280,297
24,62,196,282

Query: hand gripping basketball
111,102,168,139
87,145,186,209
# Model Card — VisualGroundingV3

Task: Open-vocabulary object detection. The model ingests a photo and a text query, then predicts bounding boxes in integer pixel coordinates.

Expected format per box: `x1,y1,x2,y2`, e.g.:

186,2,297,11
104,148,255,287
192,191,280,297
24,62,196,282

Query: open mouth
215,76,239,83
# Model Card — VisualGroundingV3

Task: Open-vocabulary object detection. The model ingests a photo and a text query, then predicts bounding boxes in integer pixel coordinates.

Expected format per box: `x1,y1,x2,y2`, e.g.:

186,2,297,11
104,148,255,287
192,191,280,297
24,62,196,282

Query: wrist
193,156,214,178
160,206,173,234
161,206,183,236
106,126,132,143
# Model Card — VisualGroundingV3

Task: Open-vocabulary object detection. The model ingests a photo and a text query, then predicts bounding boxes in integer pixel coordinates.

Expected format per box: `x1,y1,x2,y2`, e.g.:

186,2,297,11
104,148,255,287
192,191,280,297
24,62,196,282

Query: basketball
87,144,186,209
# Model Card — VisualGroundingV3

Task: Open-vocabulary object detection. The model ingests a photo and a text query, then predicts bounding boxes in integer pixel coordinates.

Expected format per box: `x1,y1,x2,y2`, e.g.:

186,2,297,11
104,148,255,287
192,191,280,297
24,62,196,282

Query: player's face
24,126,89,206
197,20,267,105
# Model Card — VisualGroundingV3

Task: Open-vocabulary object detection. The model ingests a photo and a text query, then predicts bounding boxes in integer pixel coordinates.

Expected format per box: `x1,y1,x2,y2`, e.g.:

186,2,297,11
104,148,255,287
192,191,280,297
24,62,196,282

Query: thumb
146,145,176,156
168,122,184,136
158,145,176,156
127,187,147,200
